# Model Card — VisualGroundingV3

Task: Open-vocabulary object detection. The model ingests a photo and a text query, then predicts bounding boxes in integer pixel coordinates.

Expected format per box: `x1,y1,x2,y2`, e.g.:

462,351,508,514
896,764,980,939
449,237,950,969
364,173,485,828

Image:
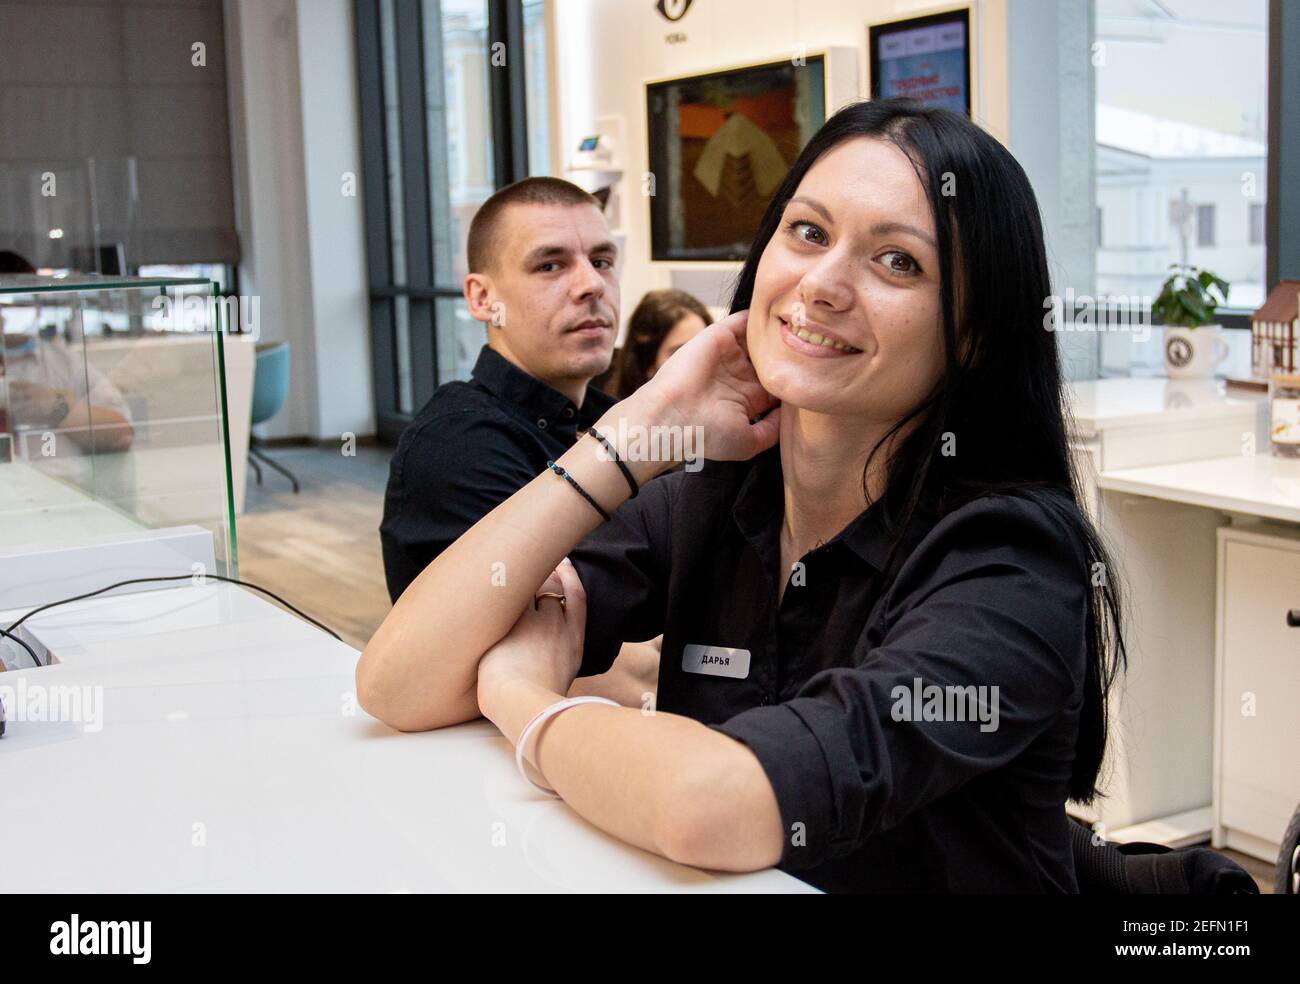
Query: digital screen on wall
869,9,971,117
646,56,826,262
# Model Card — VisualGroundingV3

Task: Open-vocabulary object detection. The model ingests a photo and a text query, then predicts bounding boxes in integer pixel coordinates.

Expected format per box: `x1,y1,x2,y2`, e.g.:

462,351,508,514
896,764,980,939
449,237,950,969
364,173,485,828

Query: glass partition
0,273,236,579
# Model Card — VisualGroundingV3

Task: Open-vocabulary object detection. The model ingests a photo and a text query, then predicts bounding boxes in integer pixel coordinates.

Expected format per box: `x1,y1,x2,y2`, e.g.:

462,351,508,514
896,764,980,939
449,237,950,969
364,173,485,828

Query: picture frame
644,54,831,263
868,6,973,118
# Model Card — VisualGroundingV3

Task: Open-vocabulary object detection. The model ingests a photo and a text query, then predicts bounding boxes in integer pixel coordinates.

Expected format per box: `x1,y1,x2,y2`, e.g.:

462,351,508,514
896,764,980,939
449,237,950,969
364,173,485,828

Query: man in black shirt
380,177,658,702
381,177,621,601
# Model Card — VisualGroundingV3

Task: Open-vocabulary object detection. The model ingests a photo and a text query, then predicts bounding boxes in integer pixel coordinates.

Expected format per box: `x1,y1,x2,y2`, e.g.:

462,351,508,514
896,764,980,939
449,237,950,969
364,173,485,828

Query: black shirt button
537,418,548,429
563,407,574,418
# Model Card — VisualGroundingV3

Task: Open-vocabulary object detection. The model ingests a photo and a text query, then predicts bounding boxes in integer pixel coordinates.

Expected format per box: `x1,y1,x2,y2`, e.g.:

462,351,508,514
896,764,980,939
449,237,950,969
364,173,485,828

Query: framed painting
645,55,828,262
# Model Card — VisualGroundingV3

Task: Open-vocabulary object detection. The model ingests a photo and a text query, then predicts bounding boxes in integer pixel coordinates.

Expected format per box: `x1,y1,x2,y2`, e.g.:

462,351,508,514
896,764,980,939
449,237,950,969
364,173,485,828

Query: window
523,0,550,177
1095,0,1267,311
1197,204,1216,248
356,0,545,442
136,264,236,300
1094,0,1269,379
1249,202,1265,245
0,0,239,273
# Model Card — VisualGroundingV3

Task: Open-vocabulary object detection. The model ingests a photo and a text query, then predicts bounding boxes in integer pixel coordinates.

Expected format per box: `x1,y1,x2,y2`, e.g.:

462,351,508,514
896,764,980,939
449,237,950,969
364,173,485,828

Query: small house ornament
1251,279,1300,377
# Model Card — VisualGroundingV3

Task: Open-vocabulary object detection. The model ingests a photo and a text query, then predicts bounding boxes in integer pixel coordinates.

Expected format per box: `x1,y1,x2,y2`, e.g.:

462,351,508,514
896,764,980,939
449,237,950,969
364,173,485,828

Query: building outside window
1094,0,1267,376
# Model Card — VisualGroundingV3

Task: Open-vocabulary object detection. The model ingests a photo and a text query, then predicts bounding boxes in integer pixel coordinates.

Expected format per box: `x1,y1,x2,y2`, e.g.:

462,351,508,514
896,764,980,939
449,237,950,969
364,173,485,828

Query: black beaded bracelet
585,426,639,499
546,460,611,522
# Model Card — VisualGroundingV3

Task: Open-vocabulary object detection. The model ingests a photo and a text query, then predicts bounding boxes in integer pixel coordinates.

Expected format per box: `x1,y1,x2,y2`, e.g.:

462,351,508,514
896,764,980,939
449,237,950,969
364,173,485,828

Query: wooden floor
236,443,393,651
1229,848,1276,893
232,445,1279,892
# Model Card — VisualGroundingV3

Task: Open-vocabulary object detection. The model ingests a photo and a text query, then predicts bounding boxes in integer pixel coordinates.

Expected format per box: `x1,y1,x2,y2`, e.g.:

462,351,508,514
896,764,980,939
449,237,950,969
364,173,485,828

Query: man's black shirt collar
469,345,614,433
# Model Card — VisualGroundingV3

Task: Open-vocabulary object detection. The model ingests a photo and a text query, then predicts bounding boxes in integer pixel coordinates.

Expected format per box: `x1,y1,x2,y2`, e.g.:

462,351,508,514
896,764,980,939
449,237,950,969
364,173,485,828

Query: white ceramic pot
1163,324,1229,379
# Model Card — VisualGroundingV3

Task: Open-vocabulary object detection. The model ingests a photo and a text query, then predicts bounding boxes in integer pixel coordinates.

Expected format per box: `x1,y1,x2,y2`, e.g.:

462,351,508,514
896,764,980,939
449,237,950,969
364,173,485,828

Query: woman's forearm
357,394,669,731
566,639,660,706
483,675,784,871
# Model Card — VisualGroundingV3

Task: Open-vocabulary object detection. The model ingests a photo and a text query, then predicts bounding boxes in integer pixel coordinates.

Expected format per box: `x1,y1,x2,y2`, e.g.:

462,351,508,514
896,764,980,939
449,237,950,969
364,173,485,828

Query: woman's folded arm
479,674,785,871
356,405,664,732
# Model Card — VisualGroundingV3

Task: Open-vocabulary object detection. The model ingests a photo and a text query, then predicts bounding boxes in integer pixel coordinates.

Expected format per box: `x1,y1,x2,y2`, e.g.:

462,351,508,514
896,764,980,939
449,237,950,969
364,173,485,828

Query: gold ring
534,592,567,612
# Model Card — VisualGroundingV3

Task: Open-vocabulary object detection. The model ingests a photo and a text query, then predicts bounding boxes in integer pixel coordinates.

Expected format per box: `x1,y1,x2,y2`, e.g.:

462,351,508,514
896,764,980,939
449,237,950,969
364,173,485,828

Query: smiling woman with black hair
357,97,1127,893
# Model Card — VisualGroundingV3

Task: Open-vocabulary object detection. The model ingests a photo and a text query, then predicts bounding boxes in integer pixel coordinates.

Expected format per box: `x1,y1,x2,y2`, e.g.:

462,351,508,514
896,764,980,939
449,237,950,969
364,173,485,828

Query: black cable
5,573,343,642
0,626,40,668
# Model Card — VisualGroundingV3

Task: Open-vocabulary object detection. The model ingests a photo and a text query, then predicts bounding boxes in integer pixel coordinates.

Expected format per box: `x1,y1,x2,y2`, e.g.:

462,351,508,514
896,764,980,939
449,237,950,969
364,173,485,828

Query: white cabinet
1075,492,1222,842
1214,526,1300,862
1063,380,1263,843
1068,379,1262,525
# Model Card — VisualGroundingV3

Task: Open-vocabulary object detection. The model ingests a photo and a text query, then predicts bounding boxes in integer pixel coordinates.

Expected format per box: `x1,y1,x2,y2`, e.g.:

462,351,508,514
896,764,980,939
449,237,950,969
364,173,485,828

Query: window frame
355,0,532,444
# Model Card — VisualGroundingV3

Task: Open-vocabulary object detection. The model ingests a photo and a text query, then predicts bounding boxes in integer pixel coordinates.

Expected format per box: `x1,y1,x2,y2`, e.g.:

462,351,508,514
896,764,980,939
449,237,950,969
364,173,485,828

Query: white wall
224,0,374,442
552,0,1010,331
295,0,375,441
225,0,315,438
1007,0,1097,380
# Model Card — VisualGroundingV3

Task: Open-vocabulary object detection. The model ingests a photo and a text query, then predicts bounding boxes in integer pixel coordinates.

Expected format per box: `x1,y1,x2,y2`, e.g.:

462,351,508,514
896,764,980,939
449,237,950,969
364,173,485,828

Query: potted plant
1152,264,1231,379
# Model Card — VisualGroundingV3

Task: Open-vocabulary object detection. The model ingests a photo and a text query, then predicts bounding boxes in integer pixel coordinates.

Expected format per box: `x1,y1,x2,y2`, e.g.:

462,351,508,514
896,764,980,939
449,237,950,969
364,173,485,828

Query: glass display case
0,274,237,608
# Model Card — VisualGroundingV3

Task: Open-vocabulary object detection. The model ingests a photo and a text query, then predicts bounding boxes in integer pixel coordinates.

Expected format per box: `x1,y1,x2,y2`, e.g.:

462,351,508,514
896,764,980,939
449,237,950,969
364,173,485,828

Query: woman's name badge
681,644,750,679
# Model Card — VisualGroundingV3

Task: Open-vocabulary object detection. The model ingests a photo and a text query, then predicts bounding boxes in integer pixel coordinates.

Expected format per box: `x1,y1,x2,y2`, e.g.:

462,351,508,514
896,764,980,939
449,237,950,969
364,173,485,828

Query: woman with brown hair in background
607,288,711,398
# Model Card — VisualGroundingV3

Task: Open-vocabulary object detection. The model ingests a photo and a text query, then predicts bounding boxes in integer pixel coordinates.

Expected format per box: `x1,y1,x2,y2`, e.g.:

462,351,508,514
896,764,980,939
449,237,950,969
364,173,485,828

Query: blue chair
249,341,299,493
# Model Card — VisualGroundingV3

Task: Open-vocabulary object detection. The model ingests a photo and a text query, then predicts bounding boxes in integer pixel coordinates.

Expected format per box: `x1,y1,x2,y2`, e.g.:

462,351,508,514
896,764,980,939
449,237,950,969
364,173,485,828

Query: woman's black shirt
569,445,1091,893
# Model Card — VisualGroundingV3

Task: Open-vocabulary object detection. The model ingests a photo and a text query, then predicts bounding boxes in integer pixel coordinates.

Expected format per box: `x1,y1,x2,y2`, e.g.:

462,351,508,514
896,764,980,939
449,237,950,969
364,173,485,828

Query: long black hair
731,97,1126,804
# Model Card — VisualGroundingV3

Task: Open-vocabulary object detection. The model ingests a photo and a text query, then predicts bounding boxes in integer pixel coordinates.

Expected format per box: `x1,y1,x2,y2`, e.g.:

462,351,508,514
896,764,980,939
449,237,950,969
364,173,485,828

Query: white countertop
0,448,230,554
0,583,812,892
0,459,143,549
1068,377,1260,434
1099,453,1300,524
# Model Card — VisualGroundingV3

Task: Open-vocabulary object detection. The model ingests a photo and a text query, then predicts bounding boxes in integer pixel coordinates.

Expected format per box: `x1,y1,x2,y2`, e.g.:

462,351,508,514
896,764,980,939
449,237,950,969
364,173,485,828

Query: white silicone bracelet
515,695,619,796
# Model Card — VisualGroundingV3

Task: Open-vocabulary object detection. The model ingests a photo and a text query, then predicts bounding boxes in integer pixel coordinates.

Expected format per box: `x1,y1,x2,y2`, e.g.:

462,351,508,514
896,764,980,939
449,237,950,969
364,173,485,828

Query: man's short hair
466,177,601,274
